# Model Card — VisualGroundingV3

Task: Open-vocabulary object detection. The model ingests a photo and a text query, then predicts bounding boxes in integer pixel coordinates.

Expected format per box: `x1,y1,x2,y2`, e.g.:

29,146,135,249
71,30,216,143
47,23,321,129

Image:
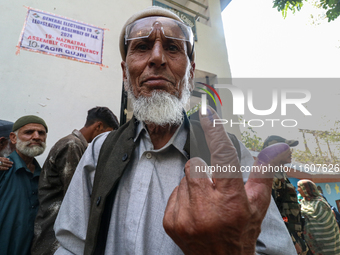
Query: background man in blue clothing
0,115,47,255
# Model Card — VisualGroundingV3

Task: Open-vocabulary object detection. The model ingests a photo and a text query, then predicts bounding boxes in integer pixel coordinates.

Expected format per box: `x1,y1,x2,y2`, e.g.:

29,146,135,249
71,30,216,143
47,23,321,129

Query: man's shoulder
91,131,110,150
98,119,136,154
0,164,15,183
83,131,111,166
57,131,83,147
51,131,85,153
7,152,25,171
0,154,22,185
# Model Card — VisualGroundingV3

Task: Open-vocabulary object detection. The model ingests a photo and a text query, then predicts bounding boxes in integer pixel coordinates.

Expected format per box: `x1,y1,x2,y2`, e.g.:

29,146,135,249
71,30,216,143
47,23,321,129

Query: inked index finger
198,106,243,191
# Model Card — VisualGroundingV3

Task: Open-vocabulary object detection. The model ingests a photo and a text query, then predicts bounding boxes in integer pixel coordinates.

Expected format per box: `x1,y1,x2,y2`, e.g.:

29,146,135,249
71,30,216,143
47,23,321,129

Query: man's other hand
0,157,13,171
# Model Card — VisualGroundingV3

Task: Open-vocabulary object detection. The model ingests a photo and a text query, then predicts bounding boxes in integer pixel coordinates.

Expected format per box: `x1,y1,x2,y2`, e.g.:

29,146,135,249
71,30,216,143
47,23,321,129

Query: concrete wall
0,0,235,165
313,182,340,209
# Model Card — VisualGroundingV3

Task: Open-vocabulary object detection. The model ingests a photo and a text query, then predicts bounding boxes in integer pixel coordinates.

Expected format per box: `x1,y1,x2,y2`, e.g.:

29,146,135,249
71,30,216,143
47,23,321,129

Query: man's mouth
142,76,171,87
28,142,42,147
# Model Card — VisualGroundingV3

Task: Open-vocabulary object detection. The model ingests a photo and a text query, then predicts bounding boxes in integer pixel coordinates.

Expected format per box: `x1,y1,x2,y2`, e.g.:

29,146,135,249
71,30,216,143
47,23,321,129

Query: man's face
122,19,195,99
10,123,47,158
297,186,305,198
121,17,195,126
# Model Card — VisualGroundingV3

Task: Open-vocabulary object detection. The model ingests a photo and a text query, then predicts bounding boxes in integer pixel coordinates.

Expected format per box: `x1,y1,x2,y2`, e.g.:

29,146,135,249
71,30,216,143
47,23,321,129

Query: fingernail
207,108,214,123
257,143,290,165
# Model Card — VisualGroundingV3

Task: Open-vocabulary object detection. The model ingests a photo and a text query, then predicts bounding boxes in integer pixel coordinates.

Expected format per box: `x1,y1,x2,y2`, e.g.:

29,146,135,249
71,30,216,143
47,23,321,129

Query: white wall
194,0,240,137
0,0,237,165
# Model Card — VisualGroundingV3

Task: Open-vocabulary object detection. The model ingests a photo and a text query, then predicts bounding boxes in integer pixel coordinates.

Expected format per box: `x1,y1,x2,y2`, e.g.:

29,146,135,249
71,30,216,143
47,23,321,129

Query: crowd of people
0,6,339,255
262,135,340,255
0,107,119,255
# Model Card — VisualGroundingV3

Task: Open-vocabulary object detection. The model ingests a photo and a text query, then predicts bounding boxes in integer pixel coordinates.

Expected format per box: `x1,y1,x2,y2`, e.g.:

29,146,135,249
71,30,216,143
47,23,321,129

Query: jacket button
122,153,128,161
96,196,101,206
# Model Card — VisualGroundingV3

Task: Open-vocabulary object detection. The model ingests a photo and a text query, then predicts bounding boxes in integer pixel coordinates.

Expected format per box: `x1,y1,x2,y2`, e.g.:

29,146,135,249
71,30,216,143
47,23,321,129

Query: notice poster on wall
17,7,107,67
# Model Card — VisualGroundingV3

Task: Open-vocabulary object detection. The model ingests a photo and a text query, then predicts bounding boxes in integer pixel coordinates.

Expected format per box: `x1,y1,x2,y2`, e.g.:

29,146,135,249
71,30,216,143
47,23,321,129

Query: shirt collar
133,115,189,159
9,150,42,177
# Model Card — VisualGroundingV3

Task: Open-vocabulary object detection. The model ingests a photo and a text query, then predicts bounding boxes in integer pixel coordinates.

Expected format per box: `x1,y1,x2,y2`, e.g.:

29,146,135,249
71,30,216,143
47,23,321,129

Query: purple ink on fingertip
207,108,214,123
257,143,290,164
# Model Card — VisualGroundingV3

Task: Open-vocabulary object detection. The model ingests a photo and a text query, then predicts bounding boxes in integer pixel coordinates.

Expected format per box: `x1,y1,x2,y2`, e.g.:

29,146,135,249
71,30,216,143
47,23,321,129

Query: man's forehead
132,16,178,29
119,6,196,61
19,123,46,132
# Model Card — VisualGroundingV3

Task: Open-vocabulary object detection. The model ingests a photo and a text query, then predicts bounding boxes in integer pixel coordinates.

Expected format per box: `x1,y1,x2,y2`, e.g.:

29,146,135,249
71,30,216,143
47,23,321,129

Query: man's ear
189,61,196,92
9,132,17,145
121,61,129,92
95,121,103,131
88,121,103,142
121,61,126,80
90,121,102,134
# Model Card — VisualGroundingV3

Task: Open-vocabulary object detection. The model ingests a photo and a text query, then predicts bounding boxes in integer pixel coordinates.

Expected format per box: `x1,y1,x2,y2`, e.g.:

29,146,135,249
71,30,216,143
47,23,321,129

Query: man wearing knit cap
55,7,295,255
0,115,47,255
0,120,15,170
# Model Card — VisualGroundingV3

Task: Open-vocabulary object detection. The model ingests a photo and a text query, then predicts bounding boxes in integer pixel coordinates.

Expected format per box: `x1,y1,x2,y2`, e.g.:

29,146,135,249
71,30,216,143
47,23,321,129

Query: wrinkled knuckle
250,209,262,223
174,220,189,236
173,219,200,239
233,207,251,223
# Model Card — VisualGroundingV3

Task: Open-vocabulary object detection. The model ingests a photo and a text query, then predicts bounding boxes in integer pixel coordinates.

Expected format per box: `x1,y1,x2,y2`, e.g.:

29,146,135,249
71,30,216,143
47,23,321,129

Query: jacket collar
72,129,88,148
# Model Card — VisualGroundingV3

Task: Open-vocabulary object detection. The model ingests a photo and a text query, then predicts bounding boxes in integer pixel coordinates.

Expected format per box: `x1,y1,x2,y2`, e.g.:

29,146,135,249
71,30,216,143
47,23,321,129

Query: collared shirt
0,151,41,255
32,129,88,255
106,121,187,254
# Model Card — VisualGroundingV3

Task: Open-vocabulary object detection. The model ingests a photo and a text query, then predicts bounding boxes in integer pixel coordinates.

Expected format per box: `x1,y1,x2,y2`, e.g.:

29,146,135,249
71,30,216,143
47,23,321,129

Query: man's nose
32,131,41,140
148,40,166,67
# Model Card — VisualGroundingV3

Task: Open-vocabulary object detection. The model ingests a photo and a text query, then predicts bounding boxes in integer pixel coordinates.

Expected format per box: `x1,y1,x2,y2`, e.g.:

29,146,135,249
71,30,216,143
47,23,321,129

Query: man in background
0,115,48,255
263,135,308,255
0,120,15,170
32,106,119,255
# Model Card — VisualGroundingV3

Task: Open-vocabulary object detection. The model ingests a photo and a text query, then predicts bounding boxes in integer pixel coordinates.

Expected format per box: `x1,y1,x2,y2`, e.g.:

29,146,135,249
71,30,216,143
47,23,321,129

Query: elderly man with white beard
54,6,296,255
0,115,47,255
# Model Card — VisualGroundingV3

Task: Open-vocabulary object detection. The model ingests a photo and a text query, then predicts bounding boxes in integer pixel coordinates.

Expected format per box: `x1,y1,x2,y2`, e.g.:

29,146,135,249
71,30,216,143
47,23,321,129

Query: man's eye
136,44,148,51
168,45,179,52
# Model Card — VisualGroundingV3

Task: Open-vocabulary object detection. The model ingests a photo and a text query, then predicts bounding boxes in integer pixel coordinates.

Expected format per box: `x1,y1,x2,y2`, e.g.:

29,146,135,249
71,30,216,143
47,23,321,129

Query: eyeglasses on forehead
125,16,194,46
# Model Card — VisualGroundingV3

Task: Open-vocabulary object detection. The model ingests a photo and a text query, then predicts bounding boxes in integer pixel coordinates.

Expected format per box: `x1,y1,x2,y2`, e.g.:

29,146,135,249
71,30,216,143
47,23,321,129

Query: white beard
124,64,192,127
16,137,46,158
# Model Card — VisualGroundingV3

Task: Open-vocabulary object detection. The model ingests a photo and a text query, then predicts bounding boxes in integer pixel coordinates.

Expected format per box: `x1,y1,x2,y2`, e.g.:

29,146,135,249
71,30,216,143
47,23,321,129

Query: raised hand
163,106,290,255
